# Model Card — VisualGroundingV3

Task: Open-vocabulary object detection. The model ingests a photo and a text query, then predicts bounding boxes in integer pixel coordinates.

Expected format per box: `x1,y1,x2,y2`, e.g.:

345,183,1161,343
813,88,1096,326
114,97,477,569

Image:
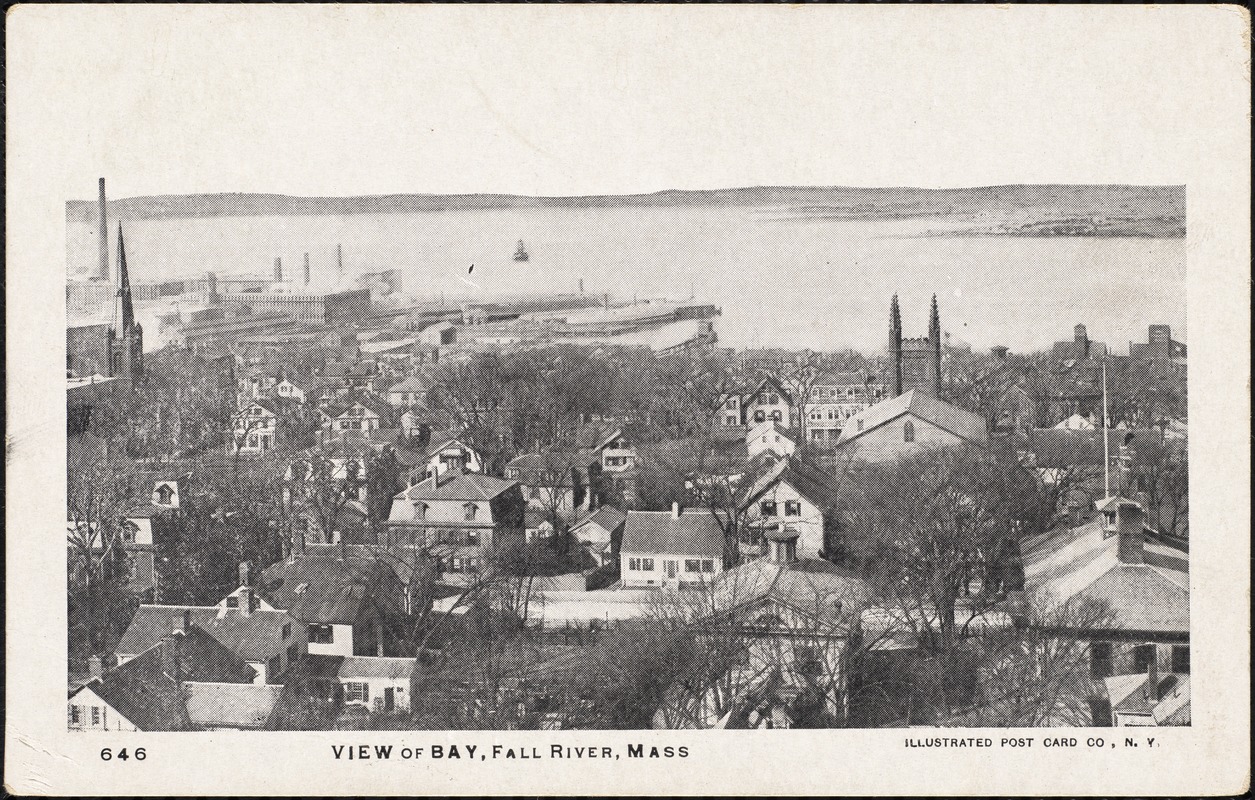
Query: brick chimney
88,655,103,680
671,501,681,520
240,587,254,617
238,561,251,588
1115,501,1146,564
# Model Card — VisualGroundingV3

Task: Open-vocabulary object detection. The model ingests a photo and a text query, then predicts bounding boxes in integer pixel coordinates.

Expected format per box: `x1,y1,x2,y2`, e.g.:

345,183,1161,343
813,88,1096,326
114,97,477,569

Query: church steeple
889,294,903,398
929,293,941,397
111,224,143,379
117,224,135,333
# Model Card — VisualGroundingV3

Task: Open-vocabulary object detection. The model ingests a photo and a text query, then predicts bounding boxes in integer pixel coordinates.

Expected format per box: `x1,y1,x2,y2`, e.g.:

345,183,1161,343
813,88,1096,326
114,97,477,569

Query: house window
903,420,916,442
287,643,300,664
282,623,291,640
1089,641,1113,679
794,644,822,676
1172,646,1190,674
641,558,655,571
767,394,779,404
684,559,701,572
308,624,334,644
412,502,426,520
784,500,801,517
856,419,864,432
725,399,737,410
344,682,369,703
1132,644,1156,672
761,500,777,517
726,416,739,425
701,559,715,573
628,558,641,571
463,503,478,521
754,411,766,423
506,468,520,479
91,706,101,725
770,410,782,422
267,655,282,680
69,705,82,725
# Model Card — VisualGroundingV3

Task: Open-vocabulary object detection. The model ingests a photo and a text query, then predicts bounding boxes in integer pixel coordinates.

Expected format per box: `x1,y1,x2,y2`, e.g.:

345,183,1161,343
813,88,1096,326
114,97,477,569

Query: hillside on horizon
67,184,1185,224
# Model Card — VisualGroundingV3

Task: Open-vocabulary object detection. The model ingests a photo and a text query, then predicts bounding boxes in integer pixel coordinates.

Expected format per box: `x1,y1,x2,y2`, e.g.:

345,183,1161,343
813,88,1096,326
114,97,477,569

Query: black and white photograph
7,5,1249,796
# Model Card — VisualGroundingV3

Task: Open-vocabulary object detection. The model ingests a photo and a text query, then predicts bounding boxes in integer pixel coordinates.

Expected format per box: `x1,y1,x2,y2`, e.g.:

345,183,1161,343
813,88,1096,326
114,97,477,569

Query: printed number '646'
100,748,145,761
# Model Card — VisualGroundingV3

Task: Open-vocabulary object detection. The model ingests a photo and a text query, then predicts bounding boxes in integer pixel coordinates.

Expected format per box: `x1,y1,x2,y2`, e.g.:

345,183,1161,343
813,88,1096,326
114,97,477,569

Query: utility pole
1102,356,1110,498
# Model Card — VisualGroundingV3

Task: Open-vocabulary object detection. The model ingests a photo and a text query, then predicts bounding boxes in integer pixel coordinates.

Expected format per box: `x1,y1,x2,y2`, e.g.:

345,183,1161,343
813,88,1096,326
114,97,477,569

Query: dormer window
463,502,478,521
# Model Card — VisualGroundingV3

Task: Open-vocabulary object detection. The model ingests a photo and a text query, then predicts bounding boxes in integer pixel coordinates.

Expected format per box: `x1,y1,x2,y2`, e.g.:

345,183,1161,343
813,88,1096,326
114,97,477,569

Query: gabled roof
747,420,796,444
386,375,433,394
746,375,792,403
116,605,295,663
835,390,988,447
621,509,724,558
338,656,417,680
184,682,283,729
1020,519,1189,634
739,456,841,511
572,505,627,534
1015,428,1167,469
258,545,404,625
79,628,257,731
711,558,870,628
399,472,518,503
248,396,305,417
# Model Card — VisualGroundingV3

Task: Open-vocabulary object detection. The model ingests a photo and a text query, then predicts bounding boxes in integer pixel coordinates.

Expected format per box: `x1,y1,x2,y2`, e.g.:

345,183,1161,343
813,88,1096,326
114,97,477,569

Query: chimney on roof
1147,647,1160,703
1115,501,1146,564
240,587,254,616
88,654,103,680
766,528,799,565
671,502,681,519
172,610,190,635
238,561,251,588
274,257,283,283
97,178,110,282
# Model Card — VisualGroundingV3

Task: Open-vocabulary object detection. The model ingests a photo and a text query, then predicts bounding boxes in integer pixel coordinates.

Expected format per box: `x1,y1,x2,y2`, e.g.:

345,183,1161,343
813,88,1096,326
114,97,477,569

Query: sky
7,5,1235,201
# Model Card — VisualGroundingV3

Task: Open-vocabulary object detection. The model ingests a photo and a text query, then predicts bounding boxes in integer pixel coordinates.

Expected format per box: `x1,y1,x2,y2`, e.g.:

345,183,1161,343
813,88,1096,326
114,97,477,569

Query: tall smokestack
303,253,311,286
578,278,584,294
273,257,283,283
337,243,343,276
98,178,109,281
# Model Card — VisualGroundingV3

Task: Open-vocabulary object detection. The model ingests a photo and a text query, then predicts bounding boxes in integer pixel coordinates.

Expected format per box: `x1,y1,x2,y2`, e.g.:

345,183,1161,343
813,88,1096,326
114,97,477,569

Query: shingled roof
400,472,518,503
738,456,841,511
79,628,256,731
258,544,404,625
835,390,988,447
116,605,294,664
621,509,724,558
1020,518,1189,635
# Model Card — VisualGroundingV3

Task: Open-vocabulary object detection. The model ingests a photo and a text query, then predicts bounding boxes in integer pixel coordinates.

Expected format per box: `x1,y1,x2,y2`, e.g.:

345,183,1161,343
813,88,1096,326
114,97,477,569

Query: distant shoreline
66,184,1185,223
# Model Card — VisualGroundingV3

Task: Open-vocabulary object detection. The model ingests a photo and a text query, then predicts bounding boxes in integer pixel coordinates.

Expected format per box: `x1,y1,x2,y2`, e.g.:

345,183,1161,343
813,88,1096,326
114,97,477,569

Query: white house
738,456,839,561
337,656,418,713
620,505,725,588
67,682,141,731
746,421,798,460
742,377,794,427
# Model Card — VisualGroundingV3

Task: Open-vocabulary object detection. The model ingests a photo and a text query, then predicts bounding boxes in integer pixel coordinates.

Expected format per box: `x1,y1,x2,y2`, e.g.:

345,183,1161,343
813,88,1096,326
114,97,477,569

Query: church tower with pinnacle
888,293,941,398
110,225,144,381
